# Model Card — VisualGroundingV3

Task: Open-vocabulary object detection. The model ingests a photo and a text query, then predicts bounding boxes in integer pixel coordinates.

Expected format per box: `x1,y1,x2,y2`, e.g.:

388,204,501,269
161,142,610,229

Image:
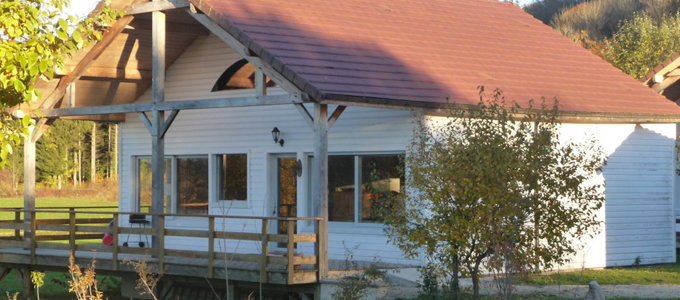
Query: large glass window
137,158,172,213
328,155,355,222
360,155,403,223
136,156,210,215
316,153,404,223
217,154,248,201
177,157,209,215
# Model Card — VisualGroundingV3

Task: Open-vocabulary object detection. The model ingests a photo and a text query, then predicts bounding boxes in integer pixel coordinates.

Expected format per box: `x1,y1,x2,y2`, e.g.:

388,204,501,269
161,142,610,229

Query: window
136,156,209,215
212,59,277,91
315,154,404,223
216,154,248,201
176,157,209,215
137,157,172,213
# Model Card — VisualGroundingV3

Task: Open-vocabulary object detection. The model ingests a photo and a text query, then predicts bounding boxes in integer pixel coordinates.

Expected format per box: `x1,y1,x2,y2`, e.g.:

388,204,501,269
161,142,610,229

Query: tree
601,12,680,79
36,119,90,188
384,88,606,300
546,0,680,42
524,0,585,25
0,0,118,166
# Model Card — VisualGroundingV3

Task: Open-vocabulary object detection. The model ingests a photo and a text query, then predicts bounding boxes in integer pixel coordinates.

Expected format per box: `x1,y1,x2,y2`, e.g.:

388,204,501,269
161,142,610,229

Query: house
640,51,680,247
5,0,680,298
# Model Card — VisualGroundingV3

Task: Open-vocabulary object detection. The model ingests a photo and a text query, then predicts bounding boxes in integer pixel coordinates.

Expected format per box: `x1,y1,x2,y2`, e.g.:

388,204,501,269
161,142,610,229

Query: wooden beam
189,13,304,96
139,112,153,134
126,18,210,36
150,9,166,250
30,119,51,143
40,94,302,117
255,67,266,98
652,76,680,93
294,104,314,128
65,82,75,108
55,66,152,81
668,69,680,77
37,0,143,111
312,103,329,279
23,126,36,242
327,105,346,129
125,0,190,15
159,110,179,139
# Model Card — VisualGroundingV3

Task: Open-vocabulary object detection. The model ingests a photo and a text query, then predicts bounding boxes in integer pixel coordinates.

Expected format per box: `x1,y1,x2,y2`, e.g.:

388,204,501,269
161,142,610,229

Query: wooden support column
23,126,36,242
150,8,166,250
312,103,328,279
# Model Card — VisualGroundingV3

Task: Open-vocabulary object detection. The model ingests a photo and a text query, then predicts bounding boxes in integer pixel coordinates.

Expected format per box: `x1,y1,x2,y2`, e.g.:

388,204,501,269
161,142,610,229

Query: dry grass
0,170,118,202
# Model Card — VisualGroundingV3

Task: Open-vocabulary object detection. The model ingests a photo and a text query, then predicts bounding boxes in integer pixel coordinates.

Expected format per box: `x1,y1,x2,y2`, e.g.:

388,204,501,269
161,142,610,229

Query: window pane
361,155,404,223
328,155,355,222
137,158,172,213
177,157,209,215
217,154,248,201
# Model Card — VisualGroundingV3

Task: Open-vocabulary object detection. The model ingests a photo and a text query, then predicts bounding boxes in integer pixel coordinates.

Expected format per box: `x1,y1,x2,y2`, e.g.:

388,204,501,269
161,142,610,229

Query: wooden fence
0,208,323,285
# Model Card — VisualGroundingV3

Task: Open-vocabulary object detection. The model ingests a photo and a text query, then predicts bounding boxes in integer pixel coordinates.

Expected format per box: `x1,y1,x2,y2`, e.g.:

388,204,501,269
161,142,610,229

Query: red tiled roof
192,0,680,118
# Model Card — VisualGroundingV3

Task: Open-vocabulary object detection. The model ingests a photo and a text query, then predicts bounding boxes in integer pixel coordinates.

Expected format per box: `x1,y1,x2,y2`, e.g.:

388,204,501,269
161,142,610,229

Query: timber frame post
295,102,345,280
23,126,36,241
312,103,329,278
150,7,167,249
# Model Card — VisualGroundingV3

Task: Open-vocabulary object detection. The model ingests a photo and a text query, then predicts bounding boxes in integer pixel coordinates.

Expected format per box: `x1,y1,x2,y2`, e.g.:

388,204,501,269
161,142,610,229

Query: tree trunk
91,123,96,183
113,123,118,177
452,253,461,299
58,174,62,190
73,151,77,187
78,141,82,186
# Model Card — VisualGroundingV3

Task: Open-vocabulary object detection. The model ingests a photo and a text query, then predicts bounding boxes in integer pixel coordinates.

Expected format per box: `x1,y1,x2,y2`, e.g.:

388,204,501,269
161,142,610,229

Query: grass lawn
0,197,118,237
522,256,680,285
0,196,121,299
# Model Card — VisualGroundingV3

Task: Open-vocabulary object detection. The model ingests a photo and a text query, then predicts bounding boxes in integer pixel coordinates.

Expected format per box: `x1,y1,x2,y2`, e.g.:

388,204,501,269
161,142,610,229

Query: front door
274,156,297,248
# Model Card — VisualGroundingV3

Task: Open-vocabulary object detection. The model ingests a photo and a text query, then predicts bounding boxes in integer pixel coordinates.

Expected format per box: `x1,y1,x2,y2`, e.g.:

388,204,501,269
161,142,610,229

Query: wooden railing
0,208,323,285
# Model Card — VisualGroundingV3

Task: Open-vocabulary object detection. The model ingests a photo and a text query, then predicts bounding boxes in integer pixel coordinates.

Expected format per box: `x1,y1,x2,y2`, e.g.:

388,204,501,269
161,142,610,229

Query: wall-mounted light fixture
294,159,303,177
271,127,284,147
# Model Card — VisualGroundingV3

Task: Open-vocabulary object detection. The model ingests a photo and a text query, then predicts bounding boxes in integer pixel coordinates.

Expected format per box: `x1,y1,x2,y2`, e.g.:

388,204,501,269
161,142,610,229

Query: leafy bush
549,0,680,42
601,12,680,79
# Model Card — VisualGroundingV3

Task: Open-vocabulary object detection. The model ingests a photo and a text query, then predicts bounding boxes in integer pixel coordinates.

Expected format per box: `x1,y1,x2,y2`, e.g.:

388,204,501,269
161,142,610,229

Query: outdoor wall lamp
271,127,284,147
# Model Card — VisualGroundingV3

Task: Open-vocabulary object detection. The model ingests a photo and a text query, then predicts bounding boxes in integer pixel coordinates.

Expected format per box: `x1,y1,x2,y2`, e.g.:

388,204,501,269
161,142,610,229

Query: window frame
306,152,405,227
133,155,211,216
211,152,250,209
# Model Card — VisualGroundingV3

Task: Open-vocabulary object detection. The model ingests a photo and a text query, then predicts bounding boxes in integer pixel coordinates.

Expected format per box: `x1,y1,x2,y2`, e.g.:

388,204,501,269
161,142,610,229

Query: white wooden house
6,0,680,297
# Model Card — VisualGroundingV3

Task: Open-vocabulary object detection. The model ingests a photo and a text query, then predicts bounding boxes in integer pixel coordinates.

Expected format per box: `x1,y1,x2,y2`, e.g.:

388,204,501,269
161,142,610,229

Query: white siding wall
557,123,676,268
119,34,676,267
121,35,417,263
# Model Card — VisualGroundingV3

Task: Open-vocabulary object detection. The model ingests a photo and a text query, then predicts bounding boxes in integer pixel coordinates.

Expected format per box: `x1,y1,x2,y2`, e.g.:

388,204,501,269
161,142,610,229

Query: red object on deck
102,233,113,246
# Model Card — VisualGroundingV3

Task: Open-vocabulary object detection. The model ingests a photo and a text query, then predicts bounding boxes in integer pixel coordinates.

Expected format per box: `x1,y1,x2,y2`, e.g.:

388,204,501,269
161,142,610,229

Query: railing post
14,209,20,240
158,215,165,272
316,219,325,281
260,219,269,284
208,216,215,278
286,220,294,284
69,208,76,254
112,213,119,271
30,211,36,265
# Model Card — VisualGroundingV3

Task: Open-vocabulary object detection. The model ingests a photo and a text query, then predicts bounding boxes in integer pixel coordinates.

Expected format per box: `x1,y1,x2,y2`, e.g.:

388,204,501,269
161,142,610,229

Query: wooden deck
0,208,415,287
0,208,324,285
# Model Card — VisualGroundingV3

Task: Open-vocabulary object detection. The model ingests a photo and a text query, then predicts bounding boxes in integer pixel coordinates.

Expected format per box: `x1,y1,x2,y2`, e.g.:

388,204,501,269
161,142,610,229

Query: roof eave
322,93,680,124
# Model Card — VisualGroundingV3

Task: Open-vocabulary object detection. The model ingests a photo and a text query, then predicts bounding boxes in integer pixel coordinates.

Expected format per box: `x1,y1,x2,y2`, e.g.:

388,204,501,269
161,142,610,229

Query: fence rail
0,207,323,285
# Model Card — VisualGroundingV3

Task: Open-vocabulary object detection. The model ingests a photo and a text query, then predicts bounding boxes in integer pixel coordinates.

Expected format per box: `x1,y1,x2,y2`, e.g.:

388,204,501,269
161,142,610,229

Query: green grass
0,197,122,299
0,197,118,237
521,256,680,285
